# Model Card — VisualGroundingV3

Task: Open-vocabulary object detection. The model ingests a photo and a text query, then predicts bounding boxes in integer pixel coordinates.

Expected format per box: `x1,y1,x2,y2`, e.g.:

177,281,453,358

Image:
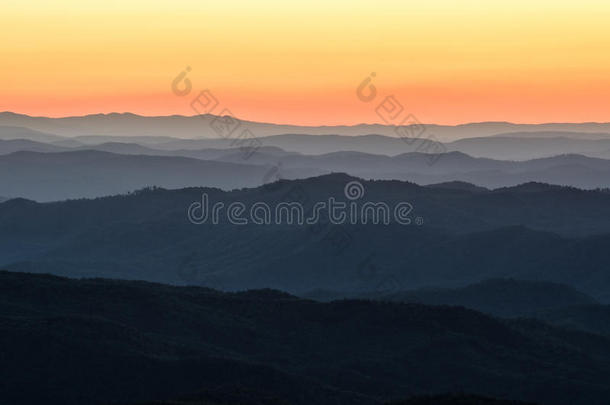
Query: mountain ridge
3,175,610,300
3,111,610,141
2,270,610,405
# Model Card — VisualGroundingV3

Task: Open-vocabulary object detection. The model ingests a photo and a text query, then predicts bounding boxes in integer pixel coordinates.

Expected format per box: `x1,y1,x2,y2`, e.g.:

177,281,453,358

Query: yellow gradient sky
2,0,609,125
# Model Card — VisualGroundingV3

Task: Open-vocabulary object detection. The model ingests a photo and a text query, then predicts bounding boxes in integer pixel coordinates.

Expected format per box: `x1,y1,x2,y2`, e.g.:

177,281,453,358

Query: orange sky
2,0,610,125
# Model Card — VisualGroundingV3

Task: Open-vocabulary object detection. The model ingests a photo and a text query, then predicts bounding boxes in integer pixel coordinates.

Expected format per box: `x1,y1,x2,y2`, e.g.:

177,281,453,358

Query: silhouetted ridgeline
2,111,609,140
535,304,610,336
2,174,610,301
2,271,610,405
304,279,599,317
304,279,610,337
0,150,275,201
5,121,610,200
4,142,610,200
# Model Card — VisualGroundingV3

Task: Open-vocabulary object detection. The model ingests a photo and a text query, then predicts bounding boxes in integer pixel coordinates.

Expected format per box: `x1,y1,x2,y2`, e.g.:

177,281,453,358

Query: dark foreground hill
388,394,537,404
535,304,610,336
132,392,535,405
1,271,610,405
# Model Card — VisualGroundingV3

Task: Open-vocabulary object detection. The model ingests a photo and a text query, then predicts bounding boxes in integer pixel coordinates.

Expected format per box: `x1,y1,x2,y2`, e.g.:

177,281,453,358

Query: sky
2,0,610,125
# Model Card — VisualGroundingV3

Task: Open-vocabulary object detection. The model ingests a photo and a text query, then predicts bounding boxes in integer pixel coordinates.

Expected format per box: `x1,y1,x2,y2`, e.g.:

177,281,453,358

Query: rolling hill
535,304,610,336
0,125,65,143
4,142,610,197
304,279,599,318
0,150,279,201
2,175,610,300
2,270,610,405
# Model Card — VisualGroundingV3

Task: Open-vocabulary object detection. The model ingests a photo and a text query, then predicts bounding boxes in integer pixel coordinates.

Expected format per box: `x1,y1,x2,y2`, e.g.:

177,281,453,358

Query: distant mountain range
2,270,610,405
3,145,610,201
0,150,285,201
2,111,610,141
491,130,610,140
0,125,66,142
4,121,610,160
447,136,610,160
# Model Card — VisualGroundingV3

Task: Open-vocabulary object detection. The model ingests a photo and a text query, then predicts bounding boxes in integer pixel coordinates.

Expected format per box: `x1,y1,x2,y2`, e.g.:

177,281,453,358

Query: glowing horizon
2,0,610,126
